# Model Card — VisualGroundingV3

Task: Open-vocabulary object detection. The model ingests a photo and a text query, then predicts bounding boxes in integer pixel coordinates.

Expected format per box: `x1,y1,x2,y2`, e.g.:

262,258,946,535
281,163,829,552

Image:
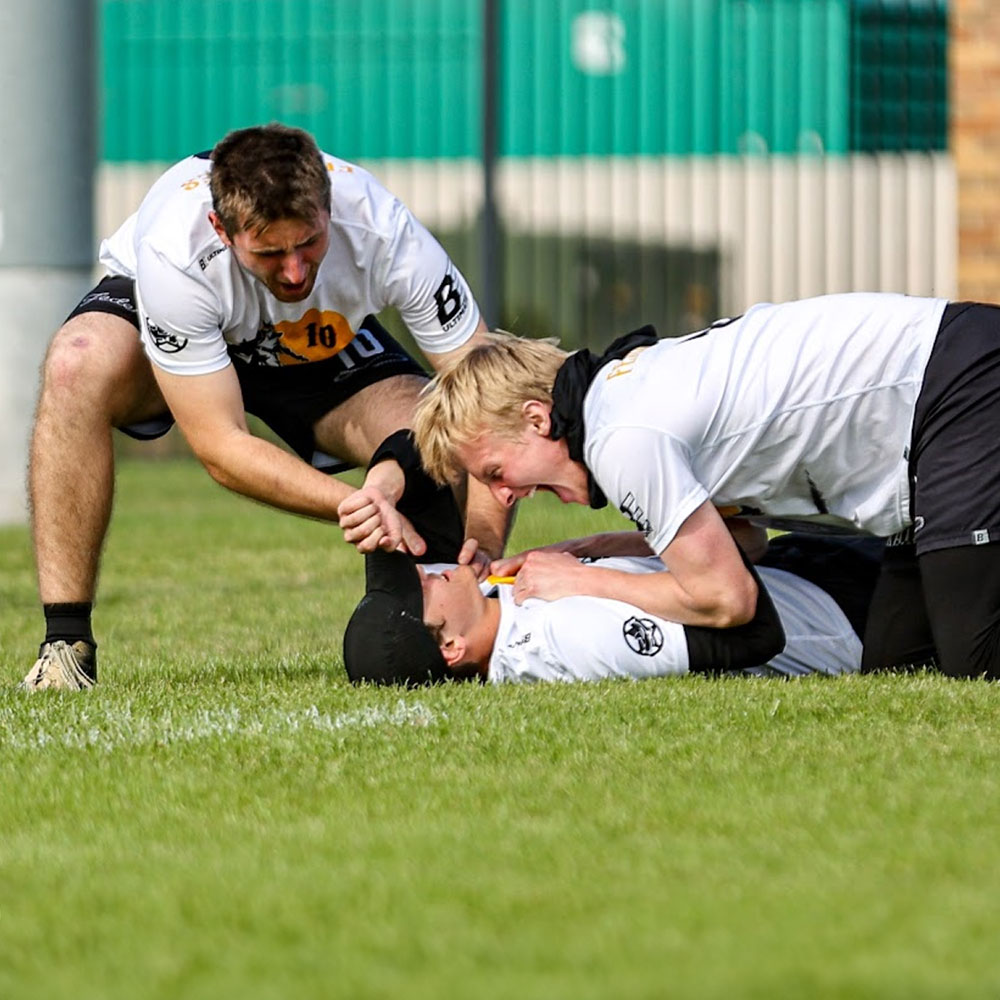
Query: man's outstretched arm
153,363,367,520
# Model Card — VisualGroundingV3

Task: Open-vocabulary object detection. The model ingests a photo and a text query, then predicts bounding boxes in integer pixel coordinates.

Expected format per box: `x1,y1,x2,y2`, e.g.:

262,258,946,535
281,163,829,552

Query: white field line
0,700,441,753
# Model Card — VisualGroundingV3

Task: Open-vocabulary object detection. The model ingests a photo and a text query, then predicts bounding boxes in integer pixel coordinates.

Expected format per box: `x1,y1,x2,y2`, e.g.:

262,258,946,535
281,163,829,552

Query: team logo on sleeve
434,270,469,331
623,617,663,656
197,246,227,271
146,318,188,354
619,492,652,536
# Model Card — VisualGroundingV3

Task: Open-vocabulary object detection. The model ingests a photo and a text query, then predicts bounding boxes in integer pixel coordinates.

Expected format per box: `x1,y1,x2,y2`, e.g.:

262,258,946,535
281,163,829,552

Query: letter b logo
435,272,462,327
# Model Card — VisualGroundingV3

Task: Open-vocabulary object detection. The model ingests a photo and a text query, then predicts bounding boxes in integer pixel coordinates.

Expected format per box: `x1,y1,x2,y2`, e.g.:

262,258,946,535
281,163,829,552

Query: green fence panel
102,0,946,162
102,0,482,161
851,0,948,152
501,0,851,156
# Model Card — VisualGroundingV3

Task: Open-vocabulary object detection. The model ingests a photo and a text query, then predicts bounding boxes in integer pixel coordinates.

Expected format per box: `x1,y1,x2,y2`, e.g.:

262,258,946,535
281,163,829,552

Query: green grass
2,458,1000,999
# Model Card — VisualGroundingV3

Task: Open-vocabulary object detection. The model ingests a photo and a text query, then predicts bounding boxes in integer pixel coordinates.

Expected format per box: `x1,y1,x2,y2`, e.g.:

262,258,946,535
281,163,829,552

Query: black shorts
908,301,1000,555
67,274,141,327
68,276,427,472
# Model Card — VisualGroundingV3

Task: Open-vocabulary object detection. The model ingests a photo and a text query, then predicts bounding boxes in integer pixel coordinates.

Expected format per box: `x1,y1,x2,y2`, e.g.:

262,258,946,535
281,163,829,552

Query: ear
439,634,469,669
208,211,233,247
521,400,552,437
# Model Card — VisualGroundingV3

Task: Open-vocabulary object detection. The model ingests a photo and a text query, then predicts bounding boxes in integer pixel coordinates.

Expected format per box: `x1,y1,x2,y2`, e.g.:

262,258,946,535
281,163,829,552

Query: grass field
2,458,1000,999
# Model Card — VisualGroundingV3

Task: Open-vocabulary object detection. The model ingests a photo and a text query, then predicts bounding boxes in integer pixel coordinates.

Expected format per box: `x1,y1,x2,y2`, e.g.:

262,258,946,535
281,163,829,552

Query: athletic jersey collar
549,325,659,509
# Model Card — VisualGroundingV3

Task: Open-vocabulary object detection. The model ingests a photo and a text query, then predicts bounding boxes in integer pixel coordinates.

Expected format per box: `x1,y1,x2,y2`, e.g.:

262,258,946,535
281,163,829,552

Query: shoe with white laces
21,640,97,691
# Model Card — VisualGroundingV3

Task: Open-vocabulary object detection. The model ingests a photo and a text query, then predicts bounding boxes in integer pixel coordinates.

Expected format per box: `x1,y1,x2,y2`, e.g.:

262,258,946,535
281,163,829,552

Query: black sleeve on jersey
368,429,440,509
368,429,465,564
683,551,786,674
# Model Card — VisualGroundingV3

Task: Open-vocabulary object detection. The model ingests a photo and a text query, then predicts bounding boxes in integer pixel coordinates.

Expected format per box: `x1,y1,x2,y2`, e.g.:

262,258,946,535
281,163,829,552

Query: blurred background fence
98,0,954,349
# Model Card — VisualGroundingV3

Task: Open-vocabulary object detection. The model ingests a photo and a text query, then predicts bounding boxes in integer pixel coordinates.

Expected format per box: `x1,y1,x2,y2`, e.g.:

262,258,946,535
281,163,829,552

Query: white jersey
486,557,860,684
99,153,481,376
583,293,947,552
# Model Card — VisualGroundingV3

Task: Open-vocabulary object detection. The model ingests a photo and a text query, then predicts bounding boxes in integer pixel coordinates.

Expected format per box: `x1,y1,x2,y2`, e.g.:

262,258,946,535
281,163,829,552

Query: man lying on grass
343,531,881,685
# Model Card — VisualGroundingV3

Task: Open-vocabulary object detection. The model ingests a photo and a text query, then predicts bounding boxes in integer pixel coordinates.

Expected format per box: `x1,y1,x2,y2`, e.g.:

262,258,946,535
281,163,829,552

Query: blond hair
414,332,569,484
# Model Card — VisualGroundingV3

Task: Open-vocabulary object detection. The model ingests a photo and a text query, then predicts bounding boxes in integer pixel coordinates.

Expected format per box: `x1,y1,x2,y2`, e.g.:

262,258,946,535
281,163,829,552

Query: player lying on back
342,532,882,685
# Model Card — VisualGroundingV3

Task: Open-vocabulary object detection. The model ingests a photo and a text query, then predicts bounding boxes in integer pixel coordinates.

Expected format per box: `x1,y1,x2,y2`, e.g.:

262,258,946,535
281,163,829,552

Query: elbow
702,580,759,629
711,602,755,630
683,578,785,675
196,451,236,490
183,426,248,492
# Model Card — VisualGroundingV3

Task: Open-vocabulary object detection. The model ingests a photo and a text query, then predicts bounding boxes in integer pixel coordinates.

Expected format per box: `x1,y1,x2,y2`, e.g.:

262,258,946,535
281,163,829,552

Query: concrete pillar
0,0,96,523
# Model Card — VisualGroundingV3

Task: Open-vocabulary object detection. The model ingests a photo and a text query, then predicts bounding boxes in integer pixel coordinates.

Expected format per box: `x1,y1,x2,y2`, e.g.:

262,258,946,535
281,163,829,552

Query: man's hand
509,551,589,605
457,537,492,581
489,541,574,580
336,484,427,556
488,531,650,578
336,456,428,555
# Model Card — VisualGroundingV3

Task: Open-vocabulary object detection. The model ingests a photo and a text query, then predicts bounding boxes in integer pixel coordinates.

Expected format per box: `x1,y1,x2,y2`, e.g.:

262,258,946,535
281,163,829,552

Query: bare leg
311,373,428,466
30,313,168,605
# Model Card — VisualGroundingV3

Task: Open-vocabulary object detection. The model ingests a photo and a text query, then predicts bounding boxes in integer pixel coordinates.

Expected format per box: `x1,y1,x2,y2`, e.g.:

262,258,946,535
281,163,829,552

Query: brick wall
953,0,1000,301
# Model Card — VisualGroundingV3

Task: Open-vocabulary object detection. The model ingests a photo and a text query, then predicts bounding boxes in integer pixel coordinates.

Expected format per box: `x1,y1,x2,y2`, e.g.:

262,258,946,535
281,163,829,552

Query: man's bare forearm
195,428,355,521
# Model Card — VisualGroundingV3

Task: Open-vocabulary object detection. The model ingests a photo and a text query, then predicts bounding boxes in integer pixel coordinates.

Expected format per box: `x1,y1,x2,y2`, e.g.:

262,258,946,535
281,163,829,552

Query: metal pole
481,0,503,329
0,0,96,523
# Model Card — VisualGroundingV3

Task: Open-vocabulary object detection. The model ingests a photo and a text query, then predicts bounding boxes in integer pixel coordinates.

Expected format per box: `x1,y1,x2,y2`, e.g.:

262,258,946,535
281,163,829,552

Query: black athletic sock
43,603,96,648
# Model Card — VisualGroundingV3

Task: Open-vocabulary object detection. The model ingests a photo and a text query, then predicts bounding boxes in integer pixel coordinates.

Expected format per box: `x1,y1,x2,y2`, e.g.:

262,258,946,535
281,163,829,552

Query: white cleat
20,640,97,691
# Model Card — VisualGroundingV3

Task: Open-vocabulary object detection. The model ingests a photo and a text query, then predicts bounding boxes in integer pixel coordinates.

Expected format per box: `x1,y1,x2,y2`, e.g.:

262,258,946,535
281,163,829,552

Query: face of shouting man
456,402,591,511
210,210,331,302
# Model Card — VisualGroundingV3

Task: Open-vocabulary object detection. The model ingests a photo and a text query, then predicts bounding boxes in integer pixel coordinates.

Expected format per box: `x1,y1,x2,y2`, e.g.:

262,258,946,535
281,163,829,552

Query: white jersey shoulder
98,152,480,376
583,293,948,549
99,154,219,281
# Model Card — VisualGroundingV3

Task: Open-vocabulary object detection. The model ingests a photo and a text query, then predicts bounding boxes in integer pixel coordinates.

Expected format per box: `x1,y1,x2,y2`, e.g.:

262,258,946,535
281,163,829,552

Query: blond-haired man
414,296,1000,679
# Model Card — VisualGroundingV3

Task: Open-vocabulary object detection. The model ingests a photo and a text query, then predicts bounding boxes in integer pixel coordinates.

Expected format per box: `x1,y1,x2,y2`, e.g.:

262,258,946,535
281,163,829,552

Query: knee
41,318,145,411
43,325,112,395
918,545,1000,680
938,626,1000,681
